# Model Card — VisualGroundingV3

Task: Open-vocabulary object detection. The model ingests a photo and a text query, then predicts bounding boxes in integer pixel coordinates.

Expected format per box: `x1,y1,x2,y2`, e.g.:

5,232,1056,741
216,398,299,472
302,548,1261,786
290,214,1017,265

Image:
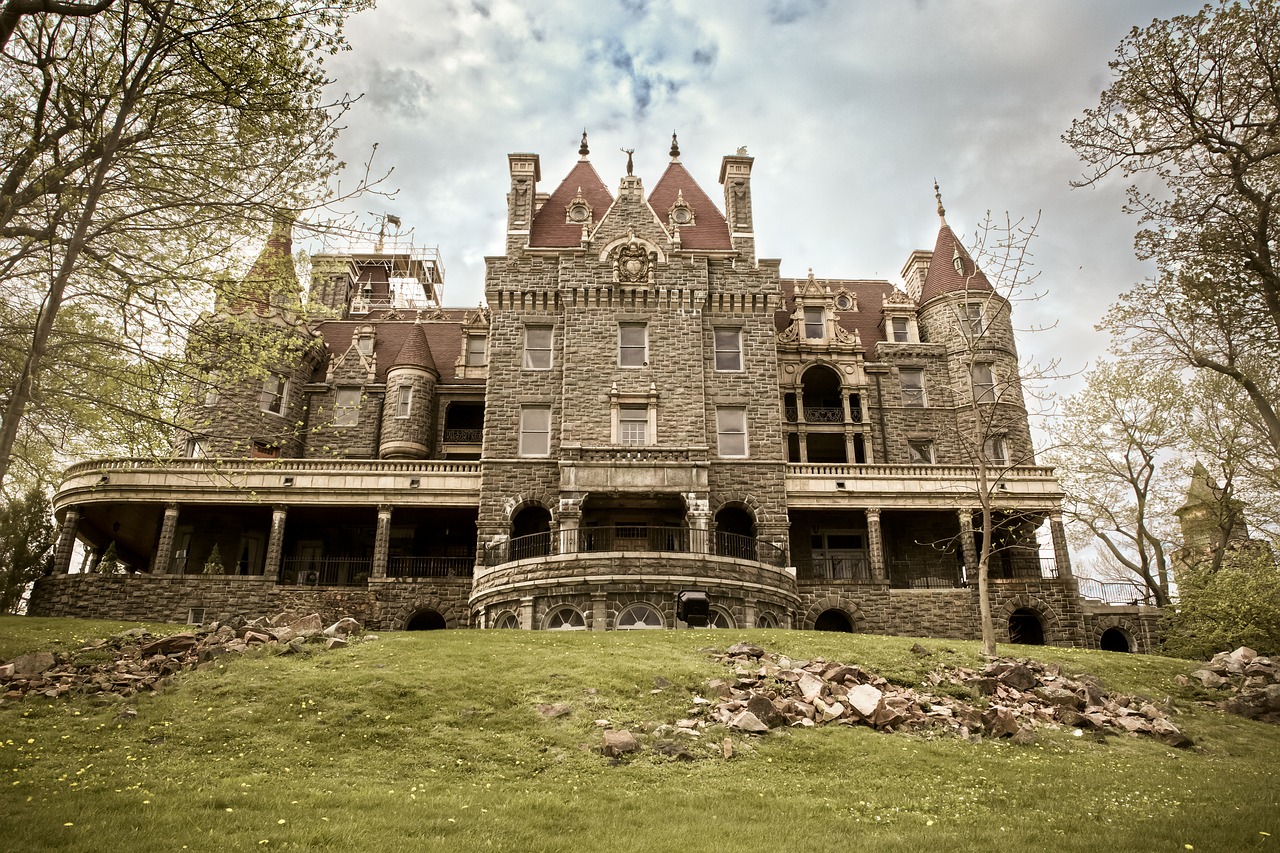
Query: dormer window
803,306,825,340
565,188,592,224
356,325,375,356
668,190,695,227
835,292,855,311
891,317,909,343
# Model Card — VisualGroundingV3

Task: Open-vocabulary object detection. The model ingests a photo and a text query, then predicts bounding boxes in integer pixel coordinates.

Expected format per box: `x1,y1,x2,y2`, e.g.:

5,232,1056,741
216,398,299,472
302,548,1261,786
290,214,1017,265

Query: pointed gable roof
918,221,993,305
647,162,733,250
389,322,437,373
528,160,613,248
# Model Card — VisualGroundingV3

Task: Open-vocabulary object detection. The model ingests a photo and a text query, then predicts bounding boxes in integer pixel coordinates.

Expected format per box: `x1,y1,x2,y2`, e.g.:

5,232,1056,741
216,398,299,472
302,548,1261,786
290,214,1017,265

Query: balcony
482,526,786,568
784,463,1064,510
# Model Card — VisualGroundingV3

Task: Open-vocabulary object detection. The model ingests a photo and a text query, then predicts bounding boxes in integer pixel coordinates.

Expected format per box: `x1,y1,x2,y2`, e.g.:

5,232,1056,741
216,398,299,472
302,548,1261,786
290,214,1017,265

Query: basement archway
814,608,853,633
405,609,446,631
1099,627,1132,653
1008,608,1045,645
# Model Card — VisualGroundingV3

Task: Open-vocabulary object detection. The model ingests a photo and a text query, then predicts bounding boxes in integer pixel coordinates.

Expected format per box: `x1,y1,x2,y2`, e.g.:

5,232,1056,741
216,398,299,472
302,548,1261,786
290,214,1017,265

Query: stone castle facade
30,135,1157,651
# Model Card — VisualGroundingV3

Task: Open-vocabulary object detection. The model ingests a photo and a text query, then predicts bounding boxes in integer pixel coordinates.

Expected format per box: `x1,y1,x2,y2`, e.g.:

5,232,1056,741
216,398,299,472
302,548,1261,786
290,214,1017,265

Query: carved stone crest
612,230,655,284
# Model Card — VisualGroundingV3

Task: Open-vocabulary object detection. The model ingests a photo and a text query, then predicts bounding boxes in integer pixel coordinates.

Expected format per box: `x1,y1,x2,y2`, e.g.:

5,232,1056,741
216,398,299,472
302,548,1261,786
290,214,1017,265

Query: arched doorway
1008,608,1045,645
510,505,552,559
715,505,756,560
814,608,853,632
1099,627,1131,653
800,365,847,463
406,609,446,630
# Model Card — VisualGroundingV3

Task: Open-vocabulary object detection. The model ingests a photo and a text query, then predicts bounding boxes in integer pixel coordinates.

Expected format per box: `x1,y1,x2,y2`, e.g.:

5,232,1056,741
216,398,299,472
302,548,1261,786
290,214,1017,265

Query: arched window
755,611,778,629
543,606,586,631
492,611,520,630
616,603,664,630
706,608,735,629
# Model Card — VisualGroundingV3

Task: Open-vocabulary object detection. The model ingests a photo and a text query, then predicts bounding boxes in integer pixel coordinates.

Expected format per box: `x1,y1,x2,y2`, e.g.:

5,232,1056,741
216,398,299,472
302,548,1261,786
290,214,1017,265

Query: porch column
558,495,582,553
372,505,393,579
1049,510,1072,578
743,601,757,629
590,593,608,632
53,508,80,574
684,492,712,553
865,508,885,582
264,505,287,581
152,503,181,575
958,510,979,581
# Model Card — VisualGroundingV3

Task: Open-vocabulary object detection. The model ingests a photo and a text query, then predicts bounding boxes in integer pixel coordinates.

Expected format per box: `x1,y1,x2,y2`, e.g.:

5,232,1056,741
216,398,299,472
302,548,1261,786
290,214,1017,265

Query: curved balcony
481,527,785,568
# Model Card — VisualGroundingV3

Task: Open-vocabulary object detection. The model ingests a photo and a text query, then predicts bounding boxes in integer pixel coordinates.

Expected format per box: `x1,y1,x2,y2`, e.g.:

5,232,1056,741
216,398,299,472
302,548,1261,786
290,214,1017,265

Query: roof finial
579,129,589,159
670,131,680,160
621,147,635,177
934,179,946,220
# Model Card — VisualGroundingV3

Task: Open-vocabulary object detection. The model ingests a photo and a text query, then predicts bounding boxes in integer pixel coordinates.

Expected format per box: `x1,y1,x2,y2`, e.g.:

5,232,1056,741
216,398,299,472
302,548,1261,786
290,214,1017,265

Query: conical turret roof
388,322,437,373
919,220,993,305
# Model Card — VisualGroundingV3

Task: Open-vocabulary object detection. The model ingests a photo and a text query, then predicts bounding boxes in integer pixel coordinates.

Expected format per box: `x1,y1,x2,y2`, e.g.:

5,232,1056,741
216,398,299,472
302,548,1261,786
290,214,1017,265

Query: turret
379,322,438,459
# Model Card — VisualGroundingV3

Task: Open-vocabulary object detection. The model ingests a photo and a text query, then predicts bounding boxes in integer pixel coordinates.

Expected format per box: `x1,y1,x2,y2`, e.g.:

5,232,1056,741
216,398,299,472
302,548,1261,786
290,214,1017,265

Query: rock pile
0,613,363,704
702,642,1192,747
1179,646,1280,723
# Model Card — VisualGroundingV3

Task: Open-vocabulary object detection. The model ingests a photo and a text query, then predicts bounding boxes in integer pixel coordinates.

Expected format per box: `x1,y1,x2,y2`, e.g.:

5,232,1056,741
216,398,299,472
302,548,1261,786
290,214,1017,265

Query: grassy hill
0,616,1276,853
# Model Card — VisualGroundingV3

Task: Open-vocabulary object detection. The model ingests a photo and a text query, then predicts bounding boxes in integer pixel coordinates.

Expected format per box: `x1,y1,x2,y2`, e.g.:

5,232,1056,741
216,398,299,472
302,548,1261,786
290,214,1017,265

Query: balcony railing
1076,577,1157,605
484,526,786,568
280,557,369,586
784,406,853,424
800,556,872,581
442,428,483,443
386,555,474,579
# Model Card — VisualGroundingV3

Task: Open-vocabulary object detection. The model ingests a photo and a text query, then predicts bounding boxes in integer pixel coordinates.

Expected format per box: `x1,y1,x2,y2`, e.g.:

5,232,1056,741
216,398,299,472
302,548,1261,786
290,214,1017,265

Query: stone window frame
518,404,553,457
616,403,649,446
523,324,553,370
900,367,926,407
618,322,648,368
984,434,1008,466
962,302,985,337
183,436,208,458
334,386,362,427
616,603,665,630
202,372,220,407
609,385,658,447
906,438,935,465
395,383,413,418
492,610,520,629
356,325,375,357
259,374,289,415
715,406,749,458
465,334,487,367
971,362,996,403
706,607,736,628
543,605,586,631
713,326,743,372
803,306,825,340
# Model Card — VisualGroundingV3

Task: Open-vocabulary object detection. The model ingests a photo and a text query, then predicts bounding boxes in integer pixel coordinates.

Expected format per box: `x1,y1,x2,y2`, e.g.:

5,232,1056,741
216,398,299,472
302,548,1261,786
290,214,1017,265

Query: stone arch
999,593,1063,644
393,595,461,630
710,494,764,522
1091,615,1137,653
597,233,667,265
503,494,555,525
802,595,866,632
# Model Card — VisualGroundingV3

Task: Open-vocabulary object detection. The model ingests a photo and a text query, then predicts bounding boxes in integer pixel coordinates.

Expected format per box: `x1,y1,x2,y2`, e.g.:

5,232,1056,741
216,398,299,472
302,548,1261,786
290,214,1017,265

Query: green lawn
0,617,1275,852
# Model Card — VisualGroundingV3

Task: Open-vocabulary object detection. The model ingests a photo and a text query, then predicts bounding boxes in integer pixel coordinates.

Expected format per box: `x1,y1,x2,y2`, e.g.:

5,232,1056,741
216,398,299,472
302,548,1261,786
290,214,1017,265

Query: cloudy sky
324,0,1203,393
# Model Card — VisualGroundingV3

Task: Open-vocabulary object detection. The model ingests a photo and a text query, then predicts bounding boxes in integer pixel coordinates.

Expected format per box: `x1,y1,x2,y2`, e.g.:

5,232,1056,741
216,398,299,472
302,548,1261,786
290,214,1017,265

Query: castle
30,134,1157,651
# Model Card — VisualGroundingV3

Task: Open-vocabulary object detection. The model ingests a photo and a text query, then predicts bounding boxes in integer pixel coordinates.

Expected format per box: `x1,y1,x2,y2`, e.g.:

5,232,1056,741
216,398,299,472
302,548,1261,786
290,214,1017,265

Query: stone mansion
30,134,1156,651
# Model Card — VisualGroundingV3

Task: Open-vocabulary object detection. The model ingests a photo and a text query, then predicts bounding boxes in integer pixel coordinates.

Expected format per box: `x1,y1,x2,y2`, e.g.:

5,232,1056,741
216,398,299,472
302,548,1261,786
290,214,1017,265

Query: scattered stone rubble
0,613,364,704
1178,646,1280,724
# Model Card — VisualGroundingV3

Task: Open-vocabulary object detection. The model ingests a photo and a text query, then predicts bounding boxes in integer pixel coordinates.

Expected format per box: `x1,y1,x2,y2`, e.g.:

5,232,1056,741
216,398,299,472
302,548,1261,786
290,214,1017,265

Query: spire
231,214,299,310
670,131,680,161
934,179,946,220
579,129,589,159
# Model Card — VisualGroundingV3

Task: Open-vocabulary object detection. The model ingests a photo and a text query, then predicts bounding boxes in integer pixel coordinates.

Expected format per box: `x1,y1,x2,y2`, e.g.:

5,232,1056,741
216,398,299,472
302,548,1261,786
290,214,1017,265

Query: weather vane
621,147,635,177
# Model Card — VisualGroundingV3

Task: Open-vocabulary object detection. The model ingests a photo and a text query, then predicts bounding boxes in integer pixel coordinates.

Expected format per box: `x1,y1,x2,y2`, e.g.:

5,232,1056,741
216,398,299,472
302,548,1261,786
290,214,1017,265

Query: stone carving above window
565,187,592,224
611,229,658,284
668,189,695,228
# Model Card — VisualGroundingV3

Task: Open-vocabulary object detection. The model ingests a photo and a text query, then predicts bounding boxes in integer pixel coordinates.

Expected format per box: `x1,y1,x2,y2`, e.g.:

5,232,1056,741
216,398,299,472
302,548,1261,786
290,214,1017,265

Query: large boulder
7,651,56,678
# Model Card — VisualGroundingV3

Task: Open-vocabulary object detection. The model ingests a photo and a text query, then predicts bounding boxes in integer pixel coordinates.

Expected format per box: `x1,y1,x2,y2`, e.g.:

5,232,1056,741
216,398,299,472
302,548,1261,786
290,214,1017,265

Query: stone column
558,495,582,554
53,508,80,574
591,594,608,632
519,596,535,631
152,503,181,575
372,505,393,579
742,602,757,629
865,508,885,582
1049,510,1072,578
684,492,712,553
958,510,979,583
264,505,287,582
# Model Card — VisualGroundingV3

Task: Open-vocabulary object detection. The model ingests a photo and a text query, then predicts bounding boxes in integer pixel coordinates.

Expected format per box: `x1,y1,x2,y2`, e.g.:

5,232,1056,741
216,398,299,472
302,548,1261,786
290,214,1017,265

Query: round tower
379,322,438,459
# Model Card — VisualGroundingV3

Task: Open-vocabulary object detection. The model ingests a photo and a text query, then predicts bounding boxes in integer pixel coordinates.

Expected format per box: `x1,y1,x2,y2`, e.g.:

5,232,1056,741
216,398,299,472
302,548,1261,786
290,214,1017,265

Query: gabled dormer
777,272,860,352
455,306,490,380
880,289,921,344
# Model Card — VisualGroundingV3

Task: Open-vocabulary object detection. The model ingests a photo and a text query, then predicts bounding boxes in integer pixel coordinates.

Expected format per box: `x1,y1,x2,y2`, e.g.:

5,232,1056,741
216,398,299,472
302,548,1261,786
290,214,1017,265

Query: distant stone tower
1174,462,1252,565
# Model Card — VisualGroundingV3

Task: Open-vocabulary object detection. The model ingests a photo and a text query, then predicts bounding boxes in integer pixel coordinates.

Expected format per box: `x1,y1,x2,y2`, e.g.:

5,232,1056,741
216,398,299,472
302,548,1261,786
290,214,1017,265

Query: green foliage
203,544,227,576
96,541,125,575
1162,546,1280,659
0,488,54,612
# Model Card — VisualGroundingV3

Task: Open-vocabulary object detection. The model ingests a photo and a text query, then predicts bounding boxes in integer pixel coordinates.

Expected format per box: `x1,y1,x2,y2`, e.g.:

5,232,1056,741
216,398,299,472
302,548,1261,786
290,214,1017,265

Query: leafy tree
0,0,374,492
97,539,124,573
0,486,54,612
202,542,226,575
1162,544,1280,658
1065,0,1280,468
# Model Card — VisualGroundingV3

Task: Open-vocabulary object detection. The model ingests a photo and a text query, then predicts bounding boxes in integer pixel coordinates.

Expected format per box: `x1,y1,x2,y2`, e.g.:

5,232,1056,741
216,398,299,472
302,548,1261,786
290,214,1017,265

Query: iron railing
281,557,369,586
387,555,474,579
802,556,873,581
484,526,786,568
443,428,483,443
1076,577,1157,605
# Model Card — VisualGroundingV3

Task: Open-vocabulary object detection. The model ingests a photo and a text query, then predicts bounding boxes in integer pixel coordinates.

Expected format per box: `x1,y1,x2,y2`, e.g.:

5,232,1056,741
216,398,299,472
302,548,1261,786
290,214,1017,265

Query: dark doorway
1099,627,1131,653
510,505,552,560
814,609,853,632
1008,608,1045,645
406,610,446,630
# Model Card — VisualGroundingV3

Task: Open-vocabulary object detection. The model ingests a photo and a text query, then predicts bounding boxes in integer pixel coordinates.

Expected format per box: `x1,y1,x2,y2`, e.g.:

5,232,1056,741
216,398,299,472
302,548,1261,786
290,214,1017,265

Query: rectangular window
334,387,361,427
519,406,552,456
985,435,1008,465
714,328,743,371
716,407,748,458
907,439,934,464
203,373,219,407
618,323,647,367
803,306,825,340
618,404,648,445
523,326,553,370
396,384,413,418
357,333,374,356
184,437,207,458
259,374,288,414
891,317,909,343
465,335,487,366
900,368,926,407
964,302,984,336
972,362,995,403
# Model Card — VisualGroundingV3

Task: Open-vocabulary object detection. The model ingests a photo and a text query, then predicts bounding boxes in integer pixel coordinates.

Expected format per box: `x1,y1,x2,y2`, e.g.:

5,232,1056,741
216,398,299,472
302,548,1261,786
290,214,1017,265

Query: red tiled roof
389,323,436,373
776,279,898,360
647,162,733,250
918,221,993,304
528,160,613,248
314,318,480,385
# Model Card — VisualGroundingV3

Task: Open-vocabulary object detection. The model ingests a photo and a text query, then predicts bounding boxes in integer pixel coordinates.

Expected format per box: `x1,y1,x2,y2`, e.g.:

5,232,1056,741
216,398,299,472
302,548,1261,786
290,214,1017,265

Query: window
493,611,520,629
395,383,413,418
907,439,934,464
900,368,926,407
616,603,664,630
357,330,374,356
964,302,984,336
523,325,553,370
260,374,288,414
985,435,1008,465
972,363,995,403
203,373,219,407
803,306,824,339
252,442,279,459
618,404,648,445
716,407,748,458
183,437,207,458
465,335,487,366
618,323,647,367
714,328,742,371
519,405,552,456
706,608,735,628
891,317,909,343
334,387,361,426
543,606,586,631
